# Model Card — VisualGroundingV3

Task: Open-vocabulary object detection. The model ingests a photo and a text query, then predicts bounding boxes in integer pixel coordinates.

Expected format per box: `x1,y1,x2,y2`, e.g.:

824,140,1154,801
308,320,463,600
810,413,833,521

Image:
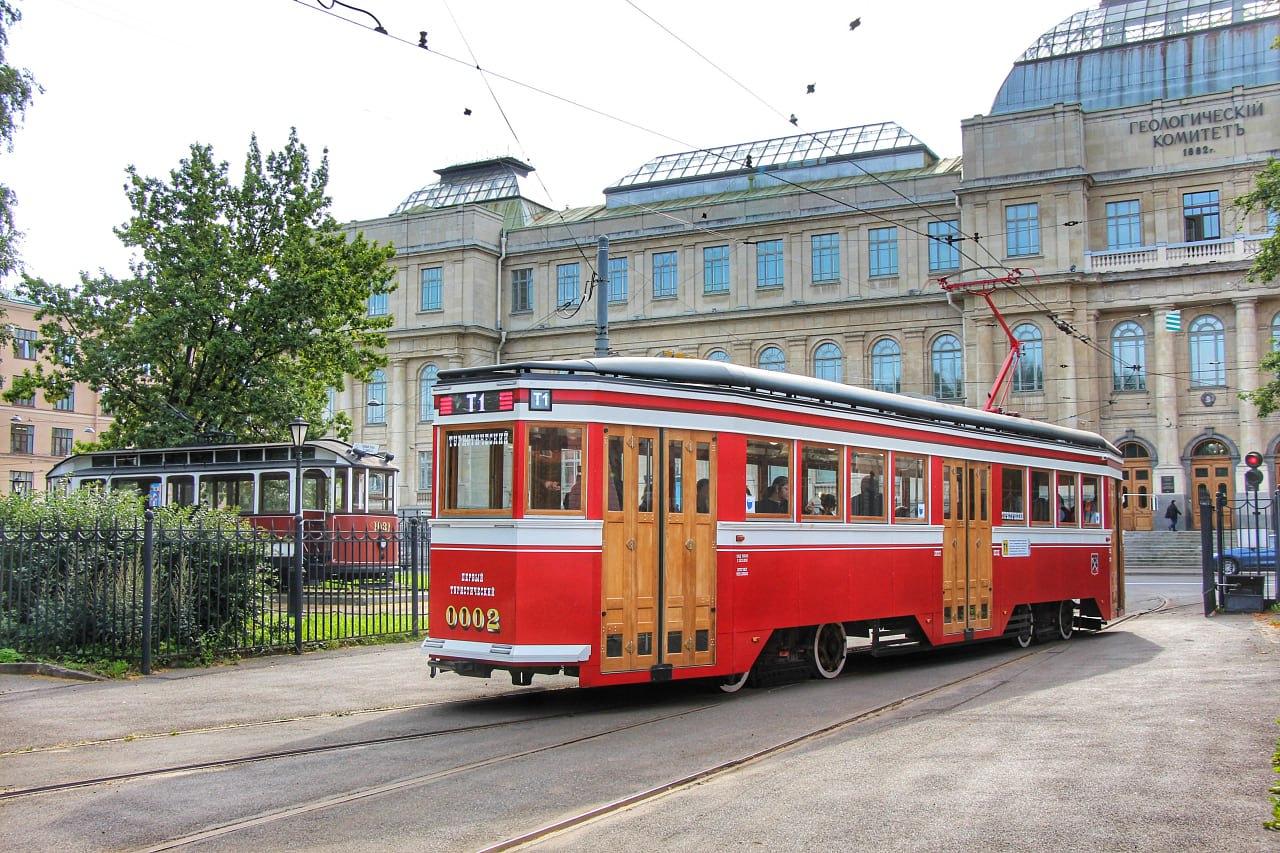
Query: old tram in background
421,358,1124,690
46,439,400,579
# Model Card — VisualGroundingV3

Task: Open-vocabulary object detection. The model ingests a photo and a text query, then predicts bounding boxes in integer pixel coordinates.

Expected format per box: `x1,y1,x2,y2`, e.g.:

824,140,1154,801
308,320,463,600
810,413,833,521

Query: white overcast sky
2,0,1089,289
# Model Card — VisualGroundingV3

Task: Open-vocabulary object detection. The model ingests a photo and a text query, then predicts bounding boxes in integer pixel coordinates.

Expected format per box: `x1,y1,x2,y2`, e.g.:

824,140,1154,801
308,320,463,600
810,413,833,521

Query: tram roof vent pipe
594,236,610,358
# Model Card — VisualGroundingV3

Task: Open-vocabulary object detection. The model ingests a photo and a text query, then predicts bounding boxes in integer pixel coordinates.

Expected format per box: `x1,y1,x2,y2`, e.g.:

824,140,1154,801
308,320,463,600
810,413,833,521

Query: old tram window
200,474,255,513
637,437,655,512
695,442,712,514
334,470,349,513
167,475,195,507
607,435,624,512
667,440,684,512
353,469,367,511
304,470,329,511
1001,467,1025,522
800,443,841,520
259,473,291,513
1081,475,1101,527
745,438,792,518
1030,470,1053,525
528,425,584,513
443,427,514,514
892,453,927,522
849,448,886,521
1057,473,1078,526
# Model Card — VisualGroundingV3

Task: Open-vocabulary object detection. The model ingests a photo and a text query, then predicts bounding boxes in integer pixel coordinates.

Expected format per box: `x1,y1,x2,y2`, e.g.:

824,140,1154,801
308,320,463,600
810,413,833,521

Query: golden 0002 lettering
443,605,501,633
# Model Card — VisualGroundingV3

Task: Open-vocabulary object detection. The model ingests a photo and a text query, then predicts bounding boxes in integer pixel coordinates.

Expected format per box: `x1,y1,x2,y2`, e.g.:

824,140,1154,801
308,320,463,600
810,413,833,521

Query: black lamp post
289,417,309,654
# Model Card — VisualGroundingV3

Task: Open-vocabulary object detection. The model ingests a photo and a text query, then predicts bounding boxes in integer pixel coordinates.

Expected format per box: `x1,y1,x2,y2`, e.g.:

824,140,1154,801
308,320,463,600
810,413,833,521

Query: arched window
366,369,387,425
813,342,843,382
1189,315,1225,387
418,363,439,422
705,349,731,363
1111,321,1147,392
930,334,963,400
1119,441,1149,459
1271,312,1280,352
1012,323,1043,393
758,346,785,372
870,338,901,394
1192,438,1230,457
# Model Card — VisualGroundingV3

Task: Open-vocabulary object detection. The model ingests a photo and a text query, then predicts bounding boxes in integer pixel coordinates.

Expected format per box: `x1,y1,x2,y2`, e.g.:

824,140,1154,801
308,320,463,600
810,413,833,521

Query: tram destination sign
439,389,515,416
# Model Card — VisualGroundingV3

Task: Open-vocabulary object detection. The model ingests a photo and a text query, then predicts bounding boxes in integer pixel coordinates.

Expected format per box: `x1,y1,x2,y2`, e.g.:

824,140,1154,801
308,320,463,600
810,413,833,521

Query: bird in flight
806,83,816,94
850,18,861,31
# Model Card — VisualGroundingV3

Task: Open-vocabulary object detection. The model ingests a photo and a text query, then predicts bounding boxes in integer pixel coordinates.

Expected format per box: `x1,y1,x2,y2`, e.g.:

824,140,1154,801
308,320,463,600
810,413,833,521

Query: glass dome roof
392,157,546,215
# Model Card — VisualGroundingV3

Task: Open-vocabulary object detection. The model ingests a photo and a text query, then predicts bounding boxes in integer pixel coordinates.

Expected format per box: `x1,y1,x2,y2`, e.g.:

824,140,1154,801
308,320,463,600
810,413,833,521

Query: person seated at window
820,493,837,515
696,478,710,513
562,477,581,511
851,475,883,517
757,476,789,514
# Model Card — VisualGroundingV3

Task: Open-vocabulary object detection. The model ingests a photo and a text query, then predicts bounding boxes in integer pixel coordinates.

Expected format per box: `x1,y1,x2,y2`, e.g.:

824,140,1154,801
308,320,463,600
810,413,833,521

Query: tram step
1073,615,1104,632
869,635,924,656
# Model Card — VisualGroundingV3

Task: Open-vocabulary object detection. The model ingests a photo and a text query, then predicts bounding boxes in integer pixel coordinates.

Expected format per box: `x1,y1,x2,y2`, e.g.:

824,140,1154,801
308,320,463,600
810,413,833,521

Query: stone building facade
342,0,1280,530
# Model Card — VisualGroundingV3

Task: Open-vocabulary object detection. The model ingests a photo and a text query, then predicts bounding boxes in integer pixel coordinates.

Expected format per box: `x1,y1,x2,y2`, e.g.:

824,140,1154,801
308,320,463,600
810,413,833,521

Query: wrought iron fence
1199,490,1278,614
0,514,429,672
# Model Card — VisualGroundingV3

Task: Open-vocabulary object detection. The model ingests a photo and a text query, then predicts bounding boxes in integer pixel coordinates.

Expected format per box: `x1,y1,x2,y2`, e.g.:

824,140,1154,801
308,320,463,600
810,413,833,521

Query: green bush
0,488,273,663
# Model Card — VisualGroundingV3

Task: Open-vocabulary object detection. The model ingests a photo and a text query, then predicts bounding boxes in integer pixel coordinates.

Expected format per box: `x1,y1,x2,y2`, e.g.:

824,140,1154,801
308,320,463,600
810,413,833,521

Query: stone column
843,331,866,387
388,358,408,509
1153,305,1183,494
1234,298,1261,491
902,329,925,396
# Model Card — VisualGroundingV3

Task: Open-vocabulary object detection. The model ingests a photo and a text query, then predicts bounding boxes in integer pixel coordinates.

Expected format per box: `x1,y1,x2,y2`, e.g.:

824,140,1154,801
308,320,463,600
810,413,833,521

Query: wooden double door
601,427,717,674
942,460,993,636
1119,461,1154,531
1189,456,1233,529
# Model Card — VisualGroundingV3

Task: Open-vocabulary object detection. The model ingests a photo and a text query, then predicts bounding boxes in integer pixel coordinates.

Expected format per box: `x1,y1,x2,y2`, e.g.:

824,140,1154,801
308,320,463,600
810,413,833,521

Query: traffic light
1244,450,1264,491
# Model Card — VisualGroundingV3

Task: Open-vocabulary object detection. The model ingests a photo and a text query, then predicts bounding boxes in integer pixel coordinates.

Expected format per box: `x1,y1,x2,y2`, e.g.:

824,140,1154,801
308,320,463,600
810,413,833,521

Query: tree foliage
9,130,395,447
0,0,39,276
1238,157,1280,415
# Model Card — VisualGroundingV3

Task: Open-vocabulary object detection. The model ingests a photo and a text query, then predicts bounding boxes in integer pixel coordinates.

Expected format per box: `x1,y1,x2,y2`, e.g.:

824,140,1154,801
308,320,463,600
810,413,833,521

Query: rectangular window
868,227,899,277
10,424,33,455
9,471,33,494
745,438,791,518
200,474,255,513
51,427,73,457
608,257,628,304
1056,472,1078,526
811,233,840,283
367,292,389,317
703,245,730,295
443,427,514,514
1105,200,1142,250
927,220,961,272
54,387,75,411
418,449,433,494
13,328,36,360
1030,469,1053,524
419,267,443,311
1005,203,1040,257
527,425,584,514
12,393,34,407
652,251,678,298
511,268,533,313
800,443,841,520
1001,467,1025,522
1183,190,1220,242
892,453,927,522
1081,475,1101,527
259,473,291,513
849,448,886,522
556,262,580,307
756,239,784,289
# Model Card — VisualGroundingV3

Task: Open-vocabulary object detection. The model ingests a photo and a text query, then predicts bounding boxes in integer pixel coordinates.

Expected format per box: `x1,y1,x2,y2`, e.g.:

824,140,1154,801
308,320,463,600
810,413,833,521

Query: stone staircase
1122,530,1203,573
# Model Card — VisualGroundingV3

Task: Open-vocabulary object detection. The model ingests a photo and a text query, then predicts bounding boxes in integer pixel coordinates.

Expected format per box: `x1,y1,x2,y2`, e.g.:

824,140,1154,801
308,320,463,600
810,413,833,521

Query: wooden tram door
600,426,716,674
942,460,993,637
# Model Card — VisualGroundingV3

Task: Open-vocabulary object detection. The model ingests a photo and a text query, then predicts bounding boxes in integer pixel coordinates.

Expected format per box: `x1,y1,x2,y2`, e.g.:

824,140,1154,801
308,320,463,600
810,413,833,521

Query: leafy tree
9,130,395,447
0,0,39,277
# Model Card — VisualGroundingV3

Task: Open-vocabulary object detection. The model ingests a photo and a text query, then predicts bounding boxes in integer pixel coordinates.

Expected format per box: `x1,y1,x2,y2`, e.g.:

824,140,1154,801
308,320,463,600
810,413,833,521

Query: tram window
1081,475,1101,527
695,442,712,515
745,438,791,518
1030,470,1053,524
167,476,195,507
800,443,841,520
352,469,366,512
81,477,106,490
1001,467,1025,522
304,470,329,511
334,471,348,513
369,472,392,512
891,453,927,522
259,473,291,513
637,438,654,512
443,427,514,514
199,474,255,513
111,477,160,499
1056,473,1078,526
607,436,624,512
667,440,684,512
849,448,886,521
527,425,584,514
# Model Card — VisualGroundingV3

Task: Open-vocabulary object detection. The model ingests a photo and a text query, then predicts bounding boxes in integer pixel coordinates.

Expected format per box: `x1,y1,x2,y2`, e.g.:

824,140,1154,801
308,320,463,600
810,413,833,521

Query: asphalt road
0,578,1274,852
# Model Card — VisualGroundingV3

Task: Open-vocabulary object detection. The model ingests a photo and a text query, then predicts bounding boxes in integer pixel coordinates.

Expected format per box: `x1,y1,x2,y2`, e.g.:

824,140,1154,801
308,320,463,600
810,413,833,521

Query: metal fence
1199,491,1278,614
0,514,429,672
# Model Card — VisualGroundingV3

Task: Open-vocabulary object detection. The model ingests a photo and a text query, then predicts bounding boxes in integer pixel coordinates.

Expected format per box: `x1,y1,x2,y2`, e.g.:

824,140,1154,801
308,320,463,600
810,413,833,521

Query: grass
260,612,426,644
0,647,20,664
1267,723,1280,832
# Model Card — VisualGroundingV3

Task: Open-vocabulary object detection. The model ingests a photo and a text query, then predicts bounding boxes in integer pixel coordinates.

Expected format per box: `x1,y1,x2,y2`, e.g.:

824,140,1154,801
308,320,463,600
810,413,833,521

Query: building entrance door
1189,439,1234,530
941,459,992,637
1120,461,1154,531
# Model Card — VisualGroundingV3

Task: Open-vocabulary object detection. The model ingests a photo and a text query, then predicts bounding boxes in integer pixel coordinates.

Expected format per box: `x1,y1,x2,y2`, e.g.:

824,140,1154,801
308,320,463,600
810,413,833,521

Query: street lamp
289,417,309,655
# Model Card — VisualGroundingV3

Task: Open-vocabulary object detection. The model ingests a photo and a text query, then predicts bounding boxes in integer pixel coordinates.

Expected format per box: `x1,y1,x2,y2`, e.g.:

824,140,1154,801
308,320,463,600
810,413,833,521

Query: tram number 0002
444,605,501,633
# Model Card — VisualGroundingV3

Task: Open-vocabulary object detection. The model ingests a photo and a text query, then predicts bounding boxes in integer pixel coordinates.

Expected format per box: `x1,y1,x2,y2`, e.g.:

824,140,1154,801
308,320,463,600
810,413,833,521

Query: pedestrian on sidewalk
1165,499,1182,531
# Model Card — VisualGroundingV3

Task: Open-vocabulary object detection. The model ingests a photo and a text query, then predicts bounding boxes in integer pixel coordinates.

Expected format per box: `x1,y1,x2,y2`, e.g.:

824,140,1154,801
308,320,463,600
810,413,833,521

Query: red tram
422,358,1124,689
46,439,400,579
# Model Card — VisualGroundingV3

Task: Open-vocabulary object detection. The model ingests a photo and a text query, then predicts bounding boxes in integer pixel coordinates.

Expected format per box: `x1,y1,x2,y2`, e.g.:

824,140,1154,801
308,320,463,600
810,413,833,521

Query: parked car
1218,543,1276,576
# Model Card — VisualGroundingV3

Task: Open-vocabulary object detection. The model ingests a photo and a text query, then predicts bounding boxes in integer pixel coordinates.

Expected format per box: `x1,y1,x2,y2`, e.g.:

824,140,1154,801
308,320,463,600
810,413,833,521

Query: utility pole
594,236,610,358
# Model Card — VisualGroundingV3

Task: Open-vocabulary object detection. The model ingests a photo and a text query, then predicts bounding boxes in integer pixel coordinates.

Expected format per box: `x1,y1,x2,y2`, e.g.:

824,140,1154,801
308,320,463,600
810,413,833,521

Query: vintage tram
46,439,399,579
422,358,1123,689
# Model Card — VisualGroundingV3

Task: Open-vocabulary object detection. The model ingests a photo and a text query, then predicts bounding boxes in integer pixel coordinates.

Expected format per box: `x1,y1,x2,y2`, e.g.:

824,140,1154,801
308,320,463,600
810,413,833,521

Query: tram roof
438,357,1120,457
46,438,398,479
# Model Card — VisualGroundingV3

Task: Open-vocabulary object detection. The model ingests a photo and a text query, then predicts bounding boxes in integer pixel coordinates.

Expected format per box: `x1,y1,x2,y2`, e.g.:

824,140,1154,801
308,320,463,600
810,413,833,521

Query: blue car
1219,543,1276,576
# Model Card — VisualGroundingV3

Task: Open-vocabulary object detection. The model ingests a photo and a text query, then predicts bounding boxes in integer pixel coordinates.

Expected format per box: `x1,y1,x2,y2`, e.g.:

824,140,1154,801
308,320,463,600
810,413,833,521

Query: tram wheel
718,671,750,693
1012,606,1034,649
809,623,847,679
1056,600,1075,641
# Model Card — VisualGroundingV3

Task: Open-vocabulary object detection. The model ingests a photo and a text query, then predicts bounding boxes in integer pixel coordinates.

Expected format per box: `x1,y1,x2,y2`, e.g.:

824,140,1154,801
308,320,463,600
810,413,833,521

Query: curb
0,662,106,682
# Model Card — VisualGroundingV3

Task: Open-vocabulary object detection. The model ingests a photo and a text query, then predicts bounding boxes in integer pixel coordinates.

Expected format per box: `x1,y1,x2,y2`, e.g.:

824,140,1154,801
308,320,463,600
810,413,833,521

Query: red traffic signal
1244,451,1264,469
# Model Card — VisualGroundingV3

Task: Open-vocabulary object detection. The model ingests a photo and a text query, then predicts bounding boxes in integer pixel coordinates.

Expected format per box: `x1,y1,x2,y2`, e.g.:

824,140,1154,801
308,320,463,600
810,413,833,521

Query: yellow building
344,0,1280,530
